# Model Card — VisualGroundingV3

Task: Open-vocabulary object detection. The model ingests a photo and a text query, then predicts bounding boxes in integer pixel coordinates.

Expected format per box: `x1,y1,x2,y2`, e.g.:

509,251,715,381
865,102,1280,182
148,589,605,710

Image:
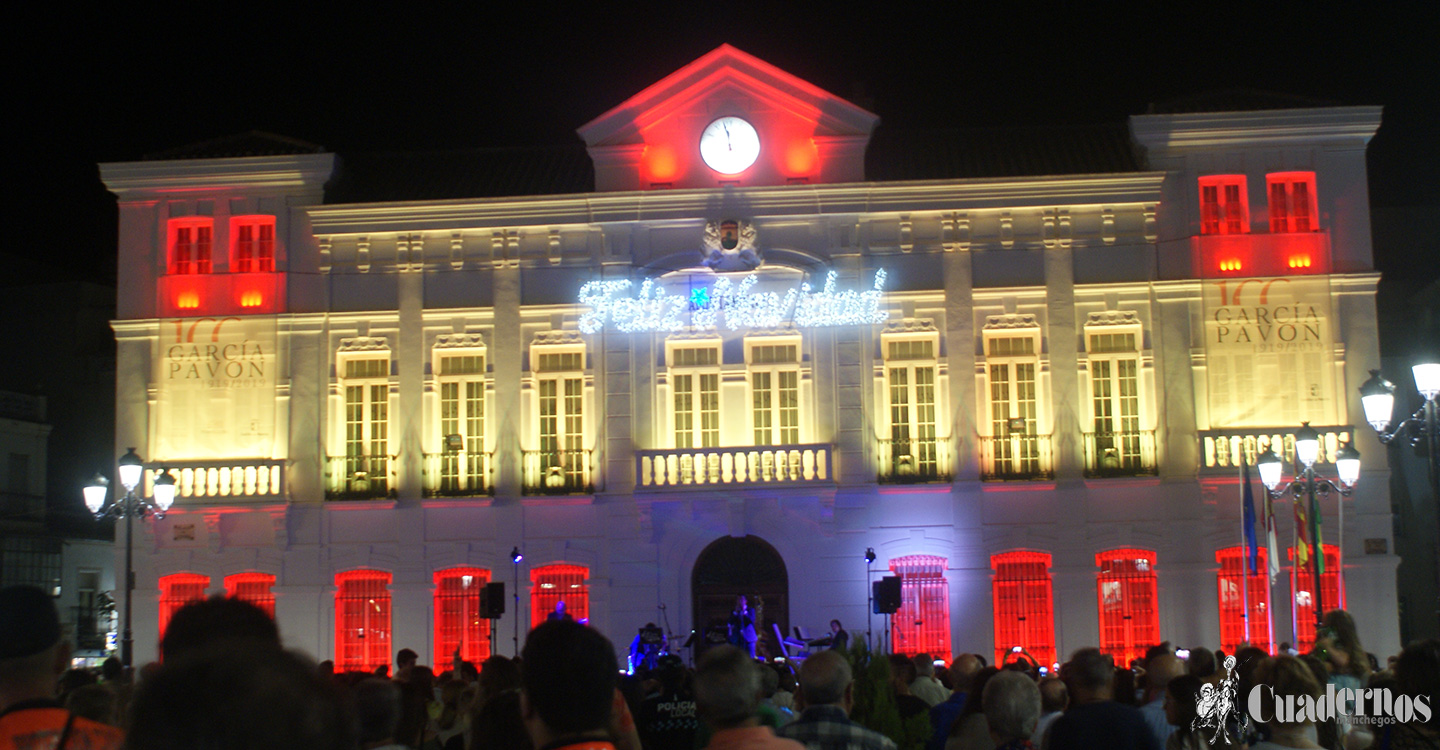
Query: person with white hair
982,670,1042,750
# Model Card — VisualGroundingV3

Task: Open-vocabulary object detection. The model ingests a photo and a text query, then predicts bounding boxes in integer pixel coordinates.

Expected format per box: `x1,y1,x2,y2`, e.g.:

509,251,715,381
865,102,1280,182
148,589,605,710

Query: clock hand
723,121,732,150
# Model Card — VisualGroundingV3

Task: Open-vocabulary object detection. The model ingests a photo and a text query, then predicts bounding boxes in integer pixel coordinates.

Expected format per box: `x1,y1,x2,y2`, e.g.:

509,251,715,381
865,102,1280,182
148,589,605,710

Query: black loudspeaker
480,582,505,618
873,576,901,614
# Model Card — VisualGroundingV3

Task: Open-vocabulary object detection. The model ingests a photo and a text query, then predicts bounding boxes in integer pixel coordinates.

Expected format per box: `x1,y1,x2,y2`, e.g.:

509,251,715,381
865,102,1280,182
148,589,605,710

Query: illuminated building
99,46,1396,667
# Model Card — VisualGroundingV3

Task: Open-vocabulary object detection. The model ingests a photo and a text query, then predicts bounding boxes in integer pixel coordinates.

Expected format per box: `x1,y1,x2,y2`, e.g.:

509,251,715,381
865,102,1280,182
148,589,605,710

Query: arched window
531,564,589,626
435,567,491,665
1289,544,1341,652
335,570,391,673
1096,549,1159,667
888,555,950,657
992,551,1055,668
159,573,210,644
225,572,276,618
1215,547,1271,654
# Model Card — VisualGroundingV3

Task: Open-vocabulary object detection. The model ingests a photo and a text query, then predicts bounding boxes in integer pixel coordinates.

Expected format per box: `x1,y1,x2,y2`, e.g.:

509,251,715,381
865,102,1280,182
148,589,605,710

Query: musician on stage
827,619,849,651
546,600,574,622
726,595,758,659
629,622,667,672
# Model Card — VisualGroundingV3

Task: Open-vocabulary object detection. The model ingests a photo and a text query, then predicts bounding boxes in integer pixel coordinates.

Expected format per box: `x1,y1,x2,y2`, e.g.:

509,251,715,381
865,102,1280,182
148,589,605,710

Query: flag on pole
1311,494,1325,575
1294,493,1310,569
1264,480,1281,584
1241,461,1260,576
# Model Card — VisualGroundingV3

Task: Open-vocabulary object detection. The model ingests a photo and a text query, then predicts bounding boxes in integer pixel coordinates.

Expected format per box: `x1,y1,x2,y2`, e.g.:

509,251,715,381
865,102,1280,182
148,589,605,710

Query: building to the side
98,45,1398,669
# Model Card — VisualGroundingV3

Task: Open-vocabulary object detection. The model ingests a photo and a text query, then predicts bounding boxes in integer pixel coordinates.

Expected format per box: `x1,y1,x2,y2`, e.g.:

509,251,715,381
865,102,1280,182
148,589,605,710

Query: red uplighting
231,215,277,273
1096,549,1159,667
159,573,210,647
1267,172,1318,234
991,551,1056,668
1198,175,1249,236
1215,547,1272,655
889,555,951,657
434,567,492,666
1287,255,1312,269
531,564,589,626
335,570,392,673
1219,259,1243,273
225,572,276,619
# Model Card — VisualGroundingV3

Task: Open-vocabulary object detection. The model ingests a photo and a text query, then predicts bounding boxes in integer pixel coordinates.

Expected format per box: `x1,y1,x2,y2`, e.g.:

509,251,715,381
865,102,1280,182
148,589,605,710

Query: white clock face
699,117,760,175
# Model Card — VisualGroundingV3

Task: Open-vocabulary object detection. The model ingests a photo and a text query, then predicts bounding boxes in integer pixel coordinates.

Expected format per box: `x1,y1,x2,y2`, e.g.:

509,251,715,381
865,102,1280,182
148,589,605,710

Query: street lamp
510,546,523,656
1359,364,1440,498
1256,425,1360,632
84,448,176,668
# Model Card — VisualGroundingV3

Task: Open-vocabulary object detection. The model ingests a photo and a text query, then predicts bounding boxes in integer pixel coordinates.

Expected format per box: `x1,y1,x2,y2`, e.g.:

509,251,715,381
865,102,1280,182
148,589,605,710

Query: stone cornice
1129,107,1383,153
100,154,336,200
306,173,1167,235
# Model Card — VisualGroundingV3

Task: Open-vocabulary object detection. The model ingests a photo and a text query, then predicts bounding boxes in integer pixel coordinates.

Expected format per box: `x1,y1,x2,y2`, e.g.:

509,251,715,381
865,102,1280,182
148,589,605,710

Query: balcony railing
423,451,494,497
325,455,393,500
143,460,285,501
1083,431,1158,478
522,450,594,495
0,492,44,522
980,435,1053,481
636,444,832,490
877,438,952,483
1199,426,1353,474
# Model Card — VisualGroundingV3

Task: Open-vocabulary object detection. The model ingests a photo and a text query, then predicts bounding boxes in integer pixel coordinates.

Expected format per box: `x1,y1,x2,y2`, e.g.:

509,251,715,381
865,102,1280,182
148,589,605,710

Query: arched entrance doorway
692,535,788,660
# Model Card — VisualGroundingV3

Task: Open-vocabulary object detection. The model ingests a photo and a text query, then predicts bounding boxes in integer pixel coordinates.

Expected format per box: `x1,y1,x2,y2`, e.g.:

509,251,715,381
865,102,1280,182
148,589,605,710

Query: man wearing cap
0,585,124,749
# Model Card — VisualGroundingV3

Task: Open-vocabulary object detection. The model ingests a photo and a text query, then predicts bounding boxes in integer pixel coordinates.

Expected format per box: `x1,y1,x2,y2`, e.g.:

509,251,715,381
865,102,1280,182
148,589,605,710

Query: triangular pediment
578,45,878,191
579,44,877,146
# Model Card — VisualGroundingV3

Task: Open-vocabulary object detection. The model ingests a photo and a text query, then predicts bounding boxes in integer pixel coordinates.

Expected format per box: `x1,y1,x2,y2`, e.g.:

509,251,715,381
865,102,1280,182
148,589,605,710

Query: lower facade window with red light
434,567,491,665
159,573,210,645
889,555,950,657
225,572,276,618
1289,544,1342,652
531,564,589,626
1096,549,1159,668
336,570,392,673
1215,547,1272,655
991,551,1056,669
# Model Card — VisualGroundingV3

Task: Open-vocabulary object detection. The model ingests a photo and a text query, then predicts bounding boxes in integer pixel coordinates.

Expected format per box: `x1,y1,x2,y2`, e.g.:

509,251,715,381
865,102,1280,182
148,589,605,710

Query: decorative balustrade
325,455,392,500
422,451,494,497
142,461,284,501
979,435,1054,481
1083,431,1158,478
1200,426,1352,473
522,450,594,495
876,438,952,483
636,444,832,489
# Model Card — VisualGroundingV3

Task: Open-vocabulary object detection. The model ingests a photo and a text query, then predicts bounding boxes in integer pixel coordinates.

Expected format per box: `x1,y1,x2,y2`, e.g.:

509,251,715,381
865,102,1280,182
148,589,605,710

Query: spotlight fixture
510,547,523,563
864,547,876,563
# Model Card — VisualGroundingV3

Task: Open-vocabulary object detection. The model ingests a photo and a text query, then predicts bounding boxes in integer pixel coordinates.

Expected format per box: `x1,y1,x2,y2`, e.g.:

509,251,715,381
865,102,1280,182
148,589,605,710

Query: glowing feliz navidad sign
577,270,889,333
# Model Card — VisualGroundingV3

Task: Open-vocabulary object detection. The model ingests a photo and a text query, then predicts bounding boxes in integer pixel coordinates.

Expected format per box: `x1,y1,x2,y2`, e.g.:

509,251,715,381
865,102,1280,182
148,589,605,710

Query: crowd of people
2,583,1436,750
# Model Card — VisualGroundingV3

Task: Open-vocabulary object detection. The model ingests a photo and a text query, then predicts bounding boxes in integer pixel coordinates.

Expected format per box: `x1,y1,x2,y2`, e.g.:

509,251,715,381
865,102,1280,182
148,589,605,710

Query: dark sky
10,3,1439,284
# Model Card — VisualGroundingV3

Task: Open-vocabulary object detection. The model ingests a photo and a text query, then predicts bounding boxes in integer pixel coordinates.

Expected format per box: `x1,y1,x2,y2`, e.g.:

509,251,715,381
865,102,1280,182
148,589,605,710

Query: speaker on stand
873,576,900,654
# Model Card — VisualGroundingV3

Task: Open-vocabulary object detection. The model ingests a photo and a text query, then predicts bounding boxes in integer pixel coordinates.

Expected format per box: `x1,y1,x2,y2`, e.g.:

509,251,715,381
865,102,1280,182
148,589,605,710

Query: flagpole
1240,461,1251,646
1289,499,1299,651
1337,488,1346,610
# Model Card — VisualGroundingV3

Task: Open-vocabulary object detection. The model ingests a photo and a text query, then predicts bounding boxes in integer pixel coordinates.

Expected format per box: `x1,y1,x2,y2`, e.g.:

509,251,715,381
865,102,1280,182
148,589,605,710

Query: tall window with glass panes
1087,329,1142,475
883,337,940,480
985,333,1041,478
536,349,586,488
438,352,487,494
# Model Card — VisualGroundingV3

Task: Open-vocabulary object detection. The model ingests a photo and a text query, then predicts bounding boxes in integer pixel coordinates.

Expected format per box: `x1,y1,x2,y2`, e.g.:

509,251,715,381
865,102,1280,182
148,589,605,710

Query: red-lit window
1198,176,1248,235
335,570,392,673
1215,547,1272,655
992,551,1055,668
435,567,491,665
224,572,276,618
1267,173,1318,233
889,555,950,657
168,218,214,275
1289,544,1342,652
531,564,589,626
231,216,276,273
1096,549,1160,667
159,573,210,643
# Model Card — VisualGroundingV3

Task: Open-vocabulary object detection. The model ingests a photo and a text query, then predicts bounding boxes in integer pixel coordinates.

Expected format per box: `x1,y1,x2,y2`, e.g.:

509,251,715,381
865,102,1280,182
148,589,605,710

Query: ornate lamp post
83,448,176,668
1256,425,1360,631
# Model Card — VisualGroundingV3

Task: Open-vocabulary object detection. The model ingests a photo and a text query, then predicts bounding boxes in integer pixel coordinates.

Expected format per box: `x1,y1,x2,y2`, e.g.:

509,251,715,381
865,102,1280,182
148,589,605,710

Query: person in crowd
100,657,123,685
1114,665,1140,707
126,641,356,750
827,620,849,652
1247,655,1326,749
945,666,999,750
637,654,699,750
395,648,419,681
1185,648,1216,682
547,600,574,622
1140,653,1186,747
0,585,124,749
63,683,119,728
1161,674,1206,750
1047,648,1159,750
471,688,533,750
159,595,280,661
478,655,522,704
910,654,949,707
429,678,470,750
759,663,796,724
1378,638,1440,749
774,666,799,714
395,664,436,748
519,619,620,750
694,645,804,750
355,677,410,750
728,596,759,659
776,649,897,750
892,671,931,721
1033,676,1067,748
982,670,1042,750
929,653,981,750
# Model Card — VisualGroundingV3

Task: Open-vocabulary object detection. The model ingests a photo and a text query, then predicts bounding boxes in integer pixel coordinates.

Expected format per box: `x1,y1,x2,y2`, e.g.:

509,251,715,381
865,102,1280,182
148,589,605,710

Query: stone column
1045,247,1081,480
492,267,522,498
944,251,979,480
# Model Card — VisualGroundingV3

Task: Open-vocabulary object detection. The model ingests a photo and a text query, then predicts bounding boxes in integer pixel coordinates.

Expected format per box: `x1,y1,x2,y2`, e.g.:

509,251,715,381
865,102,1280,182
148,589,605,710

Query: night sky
10,3,1439,287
